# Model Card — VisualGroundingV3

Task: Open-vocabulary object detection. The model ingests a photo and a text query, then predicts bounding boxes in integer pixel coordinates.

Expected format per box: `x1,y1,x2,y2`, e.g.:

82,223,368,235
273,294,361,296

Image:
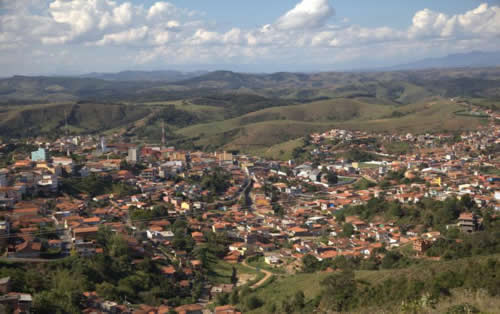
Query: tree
281,299,294,314
326,171,338,185
246,295,263,310
459,194,474,210
381,251,403,269
109,234,129,258
230,289,239,305
96,282,118,301
388,202,403,218
231,266,238,285
292,147,306,160
216,293,229,306
273,203,285,217
302,254,320,273
320,270,356,312
292,290,305,310
342,223,355,238
201,168,231,195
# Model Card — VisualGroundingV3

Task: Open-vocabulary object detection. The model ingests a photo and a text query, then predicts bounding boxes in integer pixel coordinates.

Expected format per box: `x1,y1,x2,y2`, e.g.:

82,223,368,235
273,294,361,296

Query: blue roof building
31,148,46,162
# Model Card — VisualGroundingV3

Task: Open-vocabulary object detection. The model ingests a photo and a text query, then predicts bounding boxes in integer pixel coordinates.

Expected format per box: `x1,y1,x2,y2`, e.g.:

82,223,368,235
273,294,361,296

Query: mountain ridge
386,51,500,71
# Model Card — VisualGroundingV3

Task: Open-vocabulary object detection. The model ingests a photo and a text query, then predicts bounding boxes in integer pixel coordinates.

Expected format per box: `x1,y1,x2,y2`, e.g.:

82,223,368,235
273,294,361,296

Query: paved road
242,260,273,289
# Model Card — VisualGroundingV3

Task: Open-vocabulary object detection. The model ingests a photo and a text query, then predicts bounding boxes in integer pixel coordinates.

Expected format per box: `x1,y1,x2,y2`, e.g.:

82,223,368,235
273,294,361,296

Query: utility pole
64,109,70,156
64,109,69,137
161,120,166,149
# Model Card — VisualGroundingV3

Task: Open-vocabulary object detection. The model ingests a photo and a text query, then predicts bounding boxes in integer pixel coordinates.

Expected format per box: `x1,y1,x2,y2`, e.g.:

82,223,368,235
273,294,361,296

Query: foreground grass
206,255,260,285
245,254,500,313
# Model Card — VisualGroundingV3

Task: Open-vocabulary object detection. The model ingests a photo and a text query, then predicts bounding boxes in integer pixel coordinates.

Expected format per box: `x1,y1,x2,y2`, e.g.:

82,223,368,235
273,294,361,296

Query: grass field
245,254,500,313
247,256,287,275
0,89,491,156
206,254,260,285
172,97,488,156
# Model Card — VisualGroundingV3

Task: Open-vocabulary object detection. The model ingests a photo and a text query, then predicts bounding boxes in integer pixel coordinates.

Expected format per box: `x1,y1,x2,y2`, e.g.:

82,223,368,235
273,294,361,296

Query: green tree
320,270,356,312
231,266,238,285
302,254,320,273
292,290,305,310
216,293,229,306
246,295,263,310
96,282,119,301
326,171,338,185
342,223,355,238
230,289,239,305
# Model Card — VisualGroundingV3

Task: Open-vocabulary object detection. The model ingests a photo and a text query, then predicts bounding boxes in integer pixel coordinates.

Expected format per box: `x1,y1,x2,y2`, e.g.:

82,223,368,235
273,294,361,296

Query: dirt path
242,260,273,289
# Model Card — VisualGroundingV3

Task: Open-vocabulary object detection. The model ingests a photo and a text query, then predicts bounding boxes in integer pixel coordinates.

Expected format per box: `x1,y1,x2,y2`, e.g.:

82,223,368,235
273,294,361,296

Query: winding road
242,259,273,289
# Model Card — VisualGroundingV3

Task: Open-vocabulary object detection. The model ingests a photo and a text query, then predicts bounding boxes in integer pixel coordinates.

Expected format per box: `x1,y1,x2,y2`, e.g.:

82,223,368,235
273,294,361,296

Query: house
147,230,174,241
413,238,431,254
174,304,203,314
74,241,97,257
229,242,247,256
211,284,234,297
0,221,9,248
318,250,338,260
457,212,477,233
12,241,41,258
224,251,241,264
215,305,241,314
73,226,99,241
0,293,32,313
264,255,281,265
191,232,204,243
161,265,177,277
0,277,11,294
289,226,310,237
212,223,230,233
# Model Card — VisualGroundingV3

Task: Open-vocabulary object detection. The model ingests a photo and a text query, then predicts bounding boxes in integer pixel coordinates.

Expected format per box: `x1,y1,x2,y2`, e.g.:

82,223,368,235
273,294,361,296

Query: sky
1,0,500,75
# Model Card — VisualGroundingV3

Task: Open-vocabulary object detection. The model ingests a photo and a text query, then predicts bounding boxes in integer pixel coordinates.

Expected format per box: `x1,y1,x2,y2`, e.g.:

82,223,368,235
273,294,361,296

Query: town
0,105,498,313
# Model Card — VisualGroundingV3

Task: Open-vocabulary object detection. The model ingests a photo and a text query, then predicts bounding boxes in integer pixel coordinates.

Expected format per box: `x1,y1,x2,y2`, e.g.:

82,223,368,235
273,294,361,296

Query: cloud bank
1,0,500,74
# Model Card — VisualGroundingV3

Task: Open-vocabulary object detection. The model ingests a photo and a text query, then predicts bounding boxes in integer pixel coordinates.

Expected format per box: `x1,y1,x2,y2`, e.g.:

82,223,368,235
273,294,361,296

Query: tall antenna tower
161,120,166,148
64,109,70,156
64,109,69,136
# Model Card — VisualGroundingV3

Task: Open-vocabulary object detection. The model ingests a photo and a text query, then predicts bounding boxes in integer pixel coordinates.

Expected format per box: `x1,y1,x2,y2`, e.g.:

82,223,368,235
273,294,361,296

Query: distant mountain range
79,70,208,82
23,51,499,82
388,51,500,70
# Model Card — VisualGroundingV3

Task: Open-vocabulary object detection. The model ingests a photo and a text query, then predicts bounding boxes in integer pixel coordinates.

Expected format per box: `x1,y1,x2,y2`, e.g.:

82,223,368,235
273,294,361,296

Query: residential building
31,148,46,162
458,212,477,233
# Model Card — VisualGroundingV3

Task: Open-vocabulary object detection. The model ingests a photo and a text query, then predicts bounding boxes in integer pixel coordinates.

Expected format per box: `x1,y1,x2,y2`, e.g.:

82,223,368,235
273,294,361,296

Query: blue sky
1,0,500,75
148,0,488,29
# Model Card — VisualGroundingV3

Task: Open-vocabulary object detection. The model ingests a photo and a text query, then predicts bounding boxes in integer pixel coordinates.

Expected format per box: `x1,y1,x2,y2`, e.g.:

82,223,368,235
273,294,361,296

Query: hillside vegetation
0,68,497,153
244,254,500,314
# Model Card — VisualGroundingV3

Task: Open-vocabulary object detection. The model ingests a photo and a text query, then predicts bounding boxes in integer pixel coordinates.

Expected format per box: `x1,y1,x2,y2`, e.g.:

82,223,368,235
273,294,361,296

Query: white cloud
41,0,194,45
409,3,500,39
275,0,334,30
223,28,243,44
188,29,220,45
1,1,500,74
94,26,149,46
147,2,176,20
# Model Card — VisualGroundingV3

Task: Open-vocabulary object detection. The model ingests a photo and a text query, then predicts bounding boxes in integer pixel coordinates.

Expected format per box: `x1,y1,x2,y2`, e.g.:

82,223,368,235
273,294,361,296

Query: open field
0,68,497,155
246,254,500,313
173,97,488,154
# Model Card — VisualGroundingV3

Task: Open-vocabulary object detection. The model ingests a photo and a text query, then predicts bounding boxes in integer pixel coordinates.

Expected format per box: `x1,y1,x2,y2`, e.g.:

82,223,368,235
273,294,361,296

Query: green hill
0,68,497,151
243,254,500,314
0,103,151,137
174,97,487,153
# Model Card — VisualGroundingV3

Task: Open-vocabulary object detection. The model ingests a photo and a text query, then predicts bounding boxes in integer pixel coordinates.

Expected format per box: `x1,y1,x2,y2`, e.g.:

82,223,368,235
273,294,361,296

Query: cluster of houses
0,106,498,313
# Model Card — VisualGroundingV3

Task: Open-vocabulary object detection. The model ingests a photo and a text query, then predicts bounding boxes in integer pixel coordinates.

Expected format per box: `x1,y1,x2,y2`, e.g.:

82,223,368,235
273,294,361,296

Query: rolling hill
388,51,500,71
80,70,208,82
0,68,497,155
245,254,500,314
